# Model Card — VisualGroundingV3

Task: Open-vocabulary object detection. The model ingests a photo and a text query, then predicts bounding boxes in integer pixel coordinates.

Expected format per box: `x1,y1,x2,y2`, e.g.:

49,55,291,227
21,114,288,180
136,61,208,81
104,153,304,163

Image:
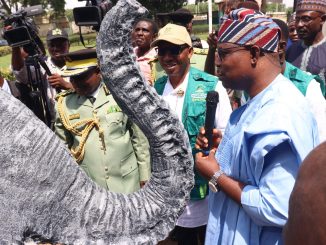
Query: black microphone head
206,91,219,105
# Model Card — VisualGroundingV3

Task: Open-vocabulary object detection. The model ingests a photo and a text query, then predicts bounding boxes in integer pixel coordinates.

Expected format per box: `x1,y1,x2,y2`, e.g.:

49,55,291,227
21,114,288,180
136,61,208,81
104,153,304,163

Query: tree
0,0,65,17
48,0,65,17
0,0,20,14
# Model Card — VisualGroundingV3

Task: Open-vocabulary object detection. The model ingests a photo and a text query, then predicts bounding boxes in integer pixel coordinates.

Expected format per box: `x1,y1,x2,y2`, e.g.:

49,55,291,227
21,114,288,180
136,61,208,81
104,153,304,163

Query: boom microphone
203,91,219,155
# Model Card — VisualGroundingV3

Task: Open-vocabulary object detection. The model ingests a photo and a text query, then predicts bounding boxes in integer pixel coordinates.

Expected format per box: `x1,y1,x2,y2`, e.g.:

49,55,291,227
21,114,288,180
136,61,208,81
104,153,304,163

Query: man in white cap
287,0,326,88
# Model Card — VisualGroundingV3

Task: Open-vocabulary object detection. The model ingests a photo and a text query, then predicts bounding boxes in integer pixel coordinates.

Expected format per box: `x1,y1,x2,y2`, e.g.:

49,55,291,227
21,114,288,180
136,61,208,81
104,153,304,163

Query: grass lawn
0,45,90,70
198,33,209,42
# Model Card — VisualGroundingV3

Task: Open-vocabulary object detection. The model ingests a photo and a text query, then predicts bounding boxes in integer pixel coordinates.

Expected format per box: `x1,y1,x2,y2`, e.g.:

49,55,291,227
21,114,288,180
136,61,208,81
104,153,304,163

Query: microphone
203,91,219,155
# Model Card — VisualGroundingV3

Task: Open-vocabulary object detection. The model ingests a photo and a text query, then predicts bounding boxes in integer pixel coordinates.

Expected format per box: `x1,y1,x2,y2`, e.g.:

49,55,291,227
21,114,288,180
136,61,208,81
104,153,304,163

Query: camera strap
79,26,96,49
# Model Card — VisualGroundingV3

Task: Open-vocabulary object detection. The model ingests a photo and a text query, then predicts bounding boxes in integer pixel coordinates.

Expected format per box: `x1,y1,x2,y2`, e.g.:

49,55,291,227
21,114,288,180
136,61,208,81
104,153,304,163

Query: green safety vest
284,62,326,97
155,67,218,200
244,62,326,101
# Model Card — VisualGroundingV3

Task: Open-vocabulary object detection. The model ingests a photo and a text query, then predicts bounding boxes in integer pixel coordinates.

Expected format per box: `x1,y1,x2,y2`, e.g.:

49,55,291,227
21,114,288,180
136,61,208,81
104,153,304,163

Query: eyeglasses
295,14,321,24
156,44,189,56
216,46,251,61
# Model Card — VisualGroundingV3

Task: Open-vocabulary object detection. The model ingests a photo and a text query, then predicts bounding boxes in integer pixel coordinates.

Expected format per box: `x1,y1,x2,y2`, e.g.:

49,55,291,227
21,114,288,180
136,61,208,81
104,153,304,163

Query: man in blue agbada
195,8,319,245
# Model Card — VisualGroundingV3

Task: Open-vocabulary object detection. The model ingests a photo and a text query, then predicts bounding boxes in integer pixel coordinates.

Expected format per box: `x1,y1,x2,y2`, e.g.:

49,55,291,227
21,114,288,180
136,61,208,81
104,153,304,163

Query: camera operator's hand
48,73,73,90
207,32,218,51
204,32,218,75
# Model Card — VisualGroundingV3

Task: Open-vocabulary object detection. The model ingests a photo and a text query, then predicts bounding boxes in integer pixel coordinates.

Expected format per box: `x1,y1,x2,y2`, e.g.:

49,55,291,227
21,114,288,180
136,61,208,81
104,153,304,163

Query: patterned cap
296,0,326,13
217,8,280,52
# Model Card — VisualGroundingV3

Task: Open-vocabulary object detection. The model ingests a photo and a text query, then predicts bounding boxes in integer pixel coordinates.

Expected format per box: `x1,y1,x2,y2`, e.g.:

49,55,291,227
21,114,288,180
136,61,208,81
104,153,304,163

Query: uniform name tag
191,85,206,102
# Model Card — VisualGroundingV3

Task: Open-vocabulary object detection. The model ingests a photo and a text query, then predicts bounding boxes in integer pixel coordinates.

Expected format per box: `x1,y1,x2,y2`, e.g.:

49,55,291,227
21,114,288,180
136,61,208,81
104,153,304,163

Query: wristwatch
208,170,225,193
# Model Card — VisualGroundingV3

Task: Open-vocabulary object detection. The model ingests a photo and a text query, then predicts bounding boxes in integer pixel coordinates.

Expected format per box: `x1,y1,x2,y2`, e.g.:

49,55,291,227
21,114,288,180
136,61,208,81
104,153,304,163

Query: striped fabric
296,0,326,13
217,8,280,53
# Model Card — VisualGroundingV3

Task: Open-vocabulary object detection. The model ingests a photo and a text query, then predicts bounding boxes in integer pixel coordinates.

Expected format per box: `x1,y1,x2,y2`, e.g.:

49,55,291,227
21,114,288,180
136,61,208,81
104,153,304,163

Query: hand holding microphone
202,91,219,155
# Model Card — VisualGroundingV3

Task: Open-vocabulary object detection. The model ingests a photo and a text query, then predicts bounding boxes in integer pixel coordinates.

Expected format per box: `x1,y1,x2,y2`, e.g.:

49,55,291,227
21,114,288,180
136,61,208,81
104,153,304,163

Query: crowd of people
1,0,326,244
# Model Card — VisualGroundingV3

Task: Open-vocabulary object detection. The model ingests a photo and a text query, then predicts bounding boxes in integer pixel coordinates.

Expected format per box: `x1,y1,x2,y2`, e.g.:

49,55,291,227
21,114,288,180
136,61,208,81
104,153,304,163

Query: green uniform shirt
55,83,151,194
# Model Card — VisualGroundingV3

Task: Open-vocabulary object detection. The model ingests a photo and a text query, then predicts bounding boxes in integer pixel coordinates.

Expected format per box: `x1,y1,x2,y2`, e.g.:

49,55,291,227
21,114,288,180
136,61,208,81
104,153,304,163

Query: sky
65,0,86,10
283,0,294,7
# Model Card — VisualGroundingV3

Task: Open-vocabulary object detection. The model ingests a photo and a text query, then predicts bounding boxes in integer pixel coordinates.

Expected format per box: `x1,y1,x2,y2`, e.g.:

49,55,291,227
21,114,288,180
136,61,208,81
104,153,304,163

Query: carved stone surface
0,0,194,244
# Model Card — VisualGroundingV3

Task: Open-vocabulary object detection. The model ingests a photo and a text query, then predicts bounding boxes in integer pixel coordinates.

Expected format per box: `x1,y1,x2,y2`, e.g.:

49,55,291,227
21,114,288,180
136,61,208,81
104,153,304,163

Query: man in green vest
150,8,211,84
151,23,232,245
274,18,326,143
238,18,326,142
54,49,151,194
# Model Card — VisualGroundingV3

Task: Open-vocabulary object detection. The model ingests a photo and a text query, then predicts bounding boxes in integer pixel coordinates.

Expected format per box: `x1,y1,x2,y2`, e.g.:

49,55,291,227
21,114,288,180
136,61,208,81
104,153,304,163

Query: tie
87,96,96,104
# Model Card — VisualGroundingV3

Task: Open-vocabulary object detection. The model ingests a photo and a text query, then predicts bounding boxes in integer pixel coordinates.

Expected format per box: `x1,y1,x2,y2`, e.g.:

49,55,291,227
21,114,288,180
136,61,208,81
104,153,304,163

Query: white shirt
13,56,70,102
305,79,326,143
161,71,232,228
1,79,12,95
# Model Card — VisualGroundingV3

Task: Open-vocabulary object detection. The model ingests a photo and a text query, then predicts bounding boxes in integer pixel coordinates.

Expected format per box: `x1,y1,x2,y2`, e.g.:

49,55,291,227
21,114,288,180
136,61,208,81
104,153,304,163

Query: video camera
1,5,53,129
73,0,113,31
0,5,44,55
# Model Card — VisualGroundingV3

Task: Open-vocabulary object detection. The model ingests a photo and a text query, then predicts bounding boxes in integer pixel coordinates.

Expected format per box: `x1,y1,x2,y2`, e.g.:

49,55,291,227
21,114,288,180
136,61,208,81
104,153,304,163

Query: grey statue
0,0,194,244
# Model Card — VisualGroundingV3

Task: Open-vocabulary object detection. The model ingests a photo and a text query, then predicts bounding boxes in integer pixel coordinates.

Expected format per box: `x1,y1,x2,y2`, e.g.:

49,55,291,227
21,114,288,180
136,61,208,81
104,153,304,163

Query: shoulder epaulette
102,83,111,95
55,89,75,101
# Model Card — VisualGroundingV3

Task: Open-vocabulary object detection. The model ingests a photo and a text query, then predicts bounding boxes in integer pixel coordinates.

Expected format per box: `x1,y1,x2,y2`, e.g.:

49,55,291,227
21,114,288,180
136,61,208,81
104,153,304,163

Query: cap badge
52,28,62,35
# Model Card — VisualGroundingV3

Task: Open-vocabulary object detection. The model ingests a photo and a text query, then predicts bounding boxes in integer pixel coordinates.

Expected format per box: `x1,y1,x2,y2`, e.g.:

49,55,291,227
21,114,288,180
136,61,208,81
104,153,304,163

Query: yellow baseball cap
150,23,192,48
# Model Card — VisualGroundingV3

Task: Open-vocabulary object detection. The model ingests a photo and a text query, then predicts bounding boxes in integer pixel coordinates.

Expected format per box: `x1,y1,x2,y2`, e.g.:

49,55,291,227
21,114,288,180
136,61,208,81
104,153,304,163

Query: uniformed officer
55,49,151,194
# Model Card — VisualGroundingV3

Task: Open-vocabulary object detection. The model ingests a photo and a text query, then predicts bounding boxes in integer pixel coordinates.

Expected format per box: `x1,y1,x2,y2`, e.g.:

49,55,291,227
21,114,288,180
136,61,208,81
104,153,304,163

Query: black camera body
73,0,112,31
1,5,53,128
1,5,43,49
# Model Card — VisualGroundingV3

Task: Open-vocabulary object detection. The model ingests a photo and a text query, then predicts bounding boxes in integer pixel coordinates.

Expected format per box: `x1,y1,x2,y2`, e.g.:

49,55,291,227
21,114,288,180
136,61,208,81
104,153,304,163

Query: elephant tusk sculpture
0,0,194,244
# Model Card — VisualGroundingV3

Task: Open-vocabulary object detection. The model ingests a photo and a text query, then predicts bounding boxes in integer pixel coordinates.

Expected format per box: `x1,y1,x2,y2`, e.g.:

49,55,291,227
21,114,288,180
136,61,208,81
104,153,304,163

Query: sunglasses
216,46,251,61
156,44,189,56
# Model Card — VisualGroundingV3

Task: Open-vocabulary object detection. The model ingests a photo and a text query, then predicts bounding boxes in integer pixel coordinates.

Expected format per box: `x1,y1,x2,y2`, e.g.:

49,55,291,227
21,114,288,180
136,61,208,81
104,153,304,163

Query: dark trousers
172,225,206,245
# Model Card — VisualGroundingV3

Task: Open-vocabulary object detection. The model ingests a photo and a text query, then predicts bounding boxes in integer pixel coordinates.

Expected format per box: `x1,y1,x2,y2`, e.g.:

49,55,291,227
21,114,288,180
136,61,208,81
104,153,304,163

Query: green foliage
0,67,14,81
0,46,11,57
184,3,219,14
192,23,209,34
0,51,12,70
1,0,65,17
68,33,97,46
65,9,74,22
21,0,48,9
266,3,286,12
48,0,66,17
